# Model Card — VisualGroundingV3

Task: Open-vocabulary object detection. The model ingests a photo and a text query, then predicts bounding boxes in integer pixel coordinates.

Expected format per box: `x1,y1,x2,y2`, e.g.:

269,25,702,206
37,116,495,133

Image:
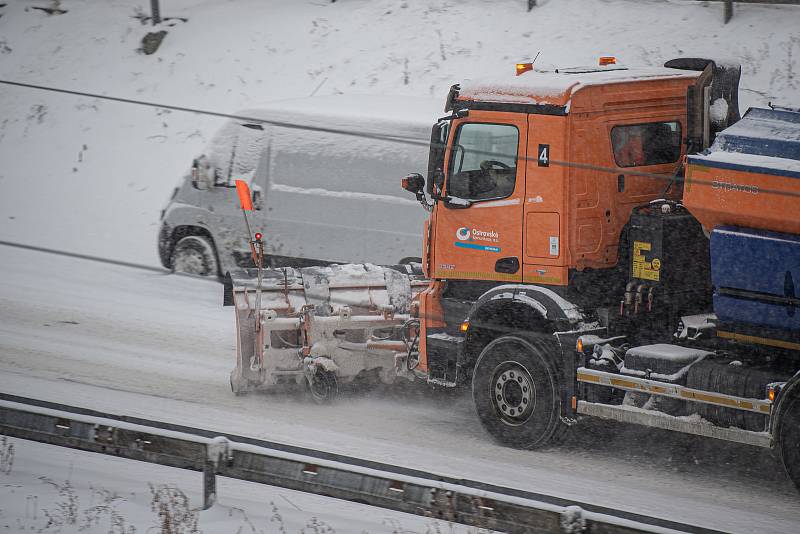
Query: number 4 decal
538,144,549,167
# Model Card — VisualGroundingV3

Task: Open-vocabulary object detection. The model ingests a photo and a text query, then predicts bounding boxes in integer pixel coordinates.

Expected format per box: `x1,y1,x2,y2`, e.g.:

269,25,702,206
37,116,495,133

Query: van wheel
472,333,563,449
171,235,219,277
778,394,800,491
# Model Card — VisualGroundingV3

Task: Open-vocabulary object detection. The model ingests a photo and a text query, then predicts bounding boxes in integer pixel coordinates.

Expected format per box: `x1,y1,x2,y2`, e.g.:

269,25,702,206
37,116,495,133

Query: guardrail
0,394,725,534
526,1,800,23
708,0,800,23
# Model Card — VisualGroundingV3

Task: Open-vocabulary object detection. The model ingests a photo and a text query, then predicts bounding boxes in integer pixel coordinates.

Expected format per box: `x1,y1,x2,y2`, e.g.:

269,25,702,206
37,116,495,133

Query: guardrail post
202,460,217,509
724,0,733,23
560,505,586,533
203,437,231,509
150,0,161,25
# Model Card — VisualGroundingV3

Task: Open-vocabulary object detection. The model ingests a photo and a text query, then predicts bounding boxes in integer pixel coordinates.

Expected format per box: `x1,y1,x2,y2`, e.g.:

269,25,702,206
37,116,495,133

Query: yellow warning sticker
632,241,660,281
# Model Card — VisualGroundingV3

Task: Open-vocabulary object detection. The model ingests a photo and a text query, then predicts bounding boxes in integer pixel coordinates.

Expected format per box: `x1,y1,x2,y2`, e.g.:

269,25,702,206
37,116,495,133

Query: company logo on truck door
454,227,501,252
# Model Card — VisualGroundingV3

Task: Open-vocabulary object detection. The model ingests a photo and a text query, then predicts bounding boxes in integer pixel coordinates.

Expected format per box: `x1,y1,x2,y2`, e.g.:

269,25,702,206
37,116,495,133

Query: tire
230,371,247,396
778,394,800,491
170,235,219,277
307,370,338,404
472,333,564,449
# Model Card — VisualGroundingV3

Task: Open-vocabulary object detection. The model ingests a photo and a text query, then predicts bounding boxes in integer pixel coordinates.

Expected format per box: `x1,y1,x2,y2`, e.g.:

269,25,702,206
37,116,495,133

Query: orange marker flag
235,180,253,211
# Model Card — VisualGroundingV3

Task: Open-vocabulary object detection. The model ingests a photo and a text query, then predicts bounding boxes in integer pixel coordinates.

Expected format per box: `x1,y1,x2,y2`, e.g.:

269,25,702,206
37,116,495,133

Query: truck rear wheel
171,235,219,277
778,394,800,491
472,333,563,449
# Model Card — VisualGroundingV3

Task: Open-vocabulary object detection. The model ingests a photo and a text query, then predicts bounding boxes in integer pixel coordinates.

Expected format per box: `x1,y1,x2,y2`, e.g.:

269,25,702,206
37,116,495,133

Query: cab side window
448,123,518,201
611,121,681,167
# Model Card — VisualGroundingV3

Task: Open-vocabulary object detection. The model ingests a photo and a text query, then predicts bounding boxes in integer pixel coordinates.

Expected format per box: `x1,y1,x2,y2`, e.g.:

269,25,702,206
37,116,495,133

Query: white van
158,95,441,276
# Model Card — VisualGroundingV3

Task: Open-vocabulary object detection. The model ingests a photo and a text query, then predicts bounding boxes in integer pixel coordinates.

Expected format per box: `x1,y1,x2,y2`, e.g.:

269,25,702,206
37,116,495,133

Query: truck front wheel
778,394,800,491
472,333,563,449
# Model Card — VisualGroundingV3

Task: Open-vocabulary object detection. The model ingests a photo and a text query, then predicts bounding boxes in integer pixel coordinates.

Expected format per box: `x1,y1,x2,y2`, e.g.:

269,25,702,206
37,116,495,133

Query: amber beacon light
515,62,534,76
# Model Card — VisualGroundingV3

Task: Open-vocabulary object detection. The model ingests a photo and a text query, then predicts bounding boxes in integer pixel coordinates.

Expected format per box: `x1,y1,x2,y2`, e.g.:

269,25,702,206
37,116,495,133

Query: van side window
611,121,681,167
447,123,518,201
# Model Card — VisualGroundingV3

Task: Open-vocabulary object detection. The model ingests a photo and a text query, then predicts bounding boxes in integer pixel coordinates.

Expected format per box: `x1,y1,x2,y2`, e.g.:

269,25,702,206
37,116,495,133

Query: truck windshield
447,123,518,201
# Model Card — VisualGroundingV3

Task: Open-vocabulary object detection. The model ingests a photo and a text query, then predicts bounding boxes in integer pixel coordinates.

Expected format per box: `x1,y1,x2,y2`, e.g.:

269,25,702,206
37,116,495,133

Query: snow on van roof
204,94,440,177
230,94,442,135
458,66,699,108
690,107,800,177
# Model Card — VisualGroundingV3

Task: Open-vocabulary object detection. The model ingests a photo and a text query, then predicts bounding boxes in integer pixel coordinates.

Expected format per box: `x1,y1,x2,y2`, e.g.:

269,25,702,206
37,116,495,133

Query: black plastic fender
773,370,800,490
773,370,800,437
461,284,583,371
461,284,587,420
465,284,583,329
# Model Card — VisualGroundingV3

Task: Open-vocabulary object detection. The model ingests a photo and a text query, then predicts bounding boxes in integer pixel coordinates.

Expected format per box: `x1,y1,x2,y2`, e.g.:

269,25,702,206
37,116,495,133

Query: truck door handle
495,257,520,274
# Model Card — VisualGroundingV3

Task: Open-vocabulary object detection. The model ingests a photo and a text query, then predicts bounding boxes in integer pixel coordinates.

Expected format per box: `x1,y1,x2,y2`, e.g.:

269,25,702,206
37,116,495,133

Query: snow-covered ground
1,244,799,533
2,1,800,532
1,0,799,266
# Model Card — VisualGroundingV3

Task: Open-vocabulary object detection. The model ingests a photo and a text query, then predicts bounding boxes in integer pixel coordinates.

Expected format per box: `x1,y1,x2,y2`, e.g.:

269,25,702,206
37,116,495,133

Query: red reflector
599,56,616,66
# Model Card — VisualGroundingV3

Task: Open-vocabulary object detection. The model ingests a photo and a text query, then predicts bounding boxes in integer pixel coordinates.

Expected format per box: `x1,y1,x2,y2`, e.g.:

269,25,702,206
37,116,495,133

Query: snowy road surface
0,244,798,534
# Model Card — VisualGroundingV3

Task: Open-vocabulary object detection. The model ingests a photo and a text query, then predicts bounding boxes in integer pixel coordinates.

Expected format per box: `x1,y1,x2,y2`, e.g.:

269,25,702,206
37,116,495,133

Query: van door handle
495,257,519,274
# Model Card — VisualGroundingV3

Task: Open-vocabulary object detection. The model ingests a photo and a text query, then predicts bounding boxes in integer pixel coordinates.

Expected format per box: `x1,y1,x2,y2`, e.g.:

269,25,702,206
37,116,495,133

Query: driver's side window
447,123,518,201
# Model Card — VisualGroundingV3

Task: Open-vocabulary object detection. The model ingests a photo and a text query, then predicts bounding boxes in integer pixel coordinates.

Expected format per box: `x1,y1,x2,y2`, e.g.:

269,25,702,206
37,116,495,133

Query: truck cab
413,62,706,379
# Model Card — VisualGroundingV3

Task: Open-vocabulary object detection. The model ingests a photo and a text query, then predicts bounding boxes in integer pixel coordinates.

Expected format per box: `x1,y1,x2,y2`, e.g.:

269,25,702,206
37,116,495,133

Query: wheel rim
490,360,535,425
173,247,210,275
308,371,338,403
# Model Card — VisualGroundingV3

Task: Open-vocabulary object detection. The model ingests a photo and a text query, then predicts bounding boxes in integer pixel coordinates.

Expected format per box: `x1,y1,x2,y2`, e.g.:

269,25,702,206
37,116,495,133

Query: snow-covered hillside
2,2,800,532
0,0,798,265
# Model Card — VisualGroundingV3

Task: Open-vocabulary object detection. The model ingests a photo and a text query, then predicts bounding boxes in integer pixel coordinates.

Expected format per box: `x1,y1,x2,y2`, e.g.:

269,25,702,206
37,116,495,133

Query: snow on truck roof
458,66,700,108
690,107,800,178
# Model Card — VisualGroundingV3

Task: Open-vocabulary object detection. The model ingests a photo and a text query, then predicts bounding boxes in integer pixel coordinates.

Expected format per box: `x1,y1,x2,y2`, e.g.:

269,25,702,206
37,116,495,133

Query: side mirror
401,173,425,195
252,185,264,210
191,156,213,191
433,169,445,191
427,120,449,195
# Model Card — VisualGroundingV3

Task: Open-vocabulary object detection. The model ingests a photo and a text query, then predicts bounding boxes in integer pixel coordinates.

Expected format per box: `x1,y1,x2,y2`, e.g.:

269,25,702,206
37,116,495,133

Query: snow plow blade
225,263,428,398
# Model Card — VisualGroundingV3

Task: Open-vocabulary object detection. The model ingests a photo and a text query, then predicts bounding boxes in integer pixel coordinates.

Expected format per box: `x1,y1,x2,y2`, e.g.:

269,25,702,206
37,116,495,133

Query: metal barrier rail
0,394,724,534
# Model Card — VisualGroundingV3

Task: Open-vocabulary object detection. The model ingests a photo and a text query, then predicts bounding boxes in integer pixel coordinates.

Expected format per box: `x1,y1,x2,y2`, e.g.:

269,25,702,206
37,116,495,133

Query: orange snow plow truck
224,58,800,490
